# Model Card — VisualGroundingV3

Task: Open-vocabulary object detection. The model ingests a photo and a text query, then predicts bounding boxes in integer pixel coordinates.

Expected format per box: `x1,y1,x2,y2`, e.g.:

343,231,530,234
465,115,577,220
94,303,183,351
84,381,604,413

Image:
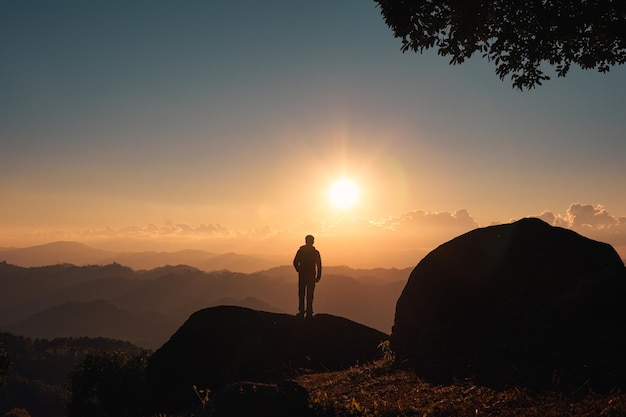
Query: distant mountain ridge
4,299,177,350
0,241,285,273
0,241,115,268
259,264,412,285
0,261,408,350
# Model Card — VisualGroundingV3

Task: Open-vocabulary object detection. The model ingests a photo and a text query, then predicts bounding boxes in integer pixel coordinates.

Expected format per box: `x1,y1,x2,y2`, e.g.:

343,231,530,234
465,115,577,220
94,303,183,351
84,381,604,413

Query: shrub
67,350,149,417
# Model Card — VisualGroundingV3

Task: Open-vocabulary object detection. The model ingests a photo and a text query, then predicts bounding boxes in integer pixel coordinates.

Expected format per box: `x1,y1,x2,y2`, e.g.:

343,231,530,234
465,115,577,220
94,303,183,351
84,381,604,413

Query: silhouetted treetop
0,342,9,387
374,0,626,89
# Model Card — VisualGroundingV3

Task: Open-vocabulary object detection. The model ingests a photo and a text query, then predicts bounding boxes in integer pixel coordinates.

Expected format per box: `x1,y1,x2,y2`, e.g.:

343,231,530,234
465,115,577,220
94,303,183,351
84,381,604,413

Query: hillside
0,332,145,417
3,332,624,417
295,362,626,417
4,300,178,350
4,221,625,417
0,262,407,349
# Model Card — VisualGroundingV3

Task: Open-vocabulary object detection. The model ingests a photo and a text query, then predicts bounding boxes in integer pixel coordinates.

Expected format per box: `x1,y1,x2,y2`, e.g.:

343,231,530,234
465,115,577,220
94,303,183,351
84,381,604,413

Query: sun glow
328,178,360,209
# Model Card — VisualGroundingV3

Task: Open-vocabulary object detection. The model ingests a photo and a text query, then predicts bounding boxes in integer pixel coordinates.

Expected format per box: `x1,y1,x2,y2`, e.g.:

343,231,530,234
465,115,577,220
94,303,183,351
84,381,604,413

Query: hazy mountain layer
0,261,408,350
0,241,283,273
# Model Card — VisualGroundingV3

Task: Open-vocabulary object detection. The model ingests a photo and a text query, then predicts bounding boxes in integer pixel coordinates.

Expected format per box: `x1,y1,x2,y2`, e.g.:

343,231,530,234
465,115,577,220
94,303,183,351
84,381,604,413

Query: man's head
305,235,314,245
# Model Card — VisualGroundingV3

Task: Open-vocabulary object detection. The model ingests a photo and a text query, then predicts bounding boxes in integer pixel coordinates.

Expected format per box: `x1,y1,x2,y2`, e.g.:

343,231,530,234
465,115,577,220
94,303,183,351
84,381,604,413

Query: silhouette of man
293,234,322,318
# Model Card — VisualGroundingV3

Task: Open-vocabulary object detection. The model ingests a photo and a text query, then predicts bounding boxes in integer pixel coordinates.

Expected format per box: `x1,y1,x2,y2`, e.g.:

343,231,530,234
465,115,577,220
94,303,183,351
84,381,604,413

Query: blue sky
1,0,625,267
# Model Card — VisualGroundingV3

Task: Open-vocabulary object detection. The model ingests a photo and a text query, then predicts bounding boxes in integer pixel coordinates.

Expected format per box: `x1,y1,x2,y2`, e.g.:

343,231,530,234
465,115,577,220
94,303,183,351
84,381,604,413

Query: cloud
382,209,478,231
535,203,626,246
2,203,625,267
312,209,478,246
567,203,618,228
68,209,482,267
306,209,481,267
83,223,232,239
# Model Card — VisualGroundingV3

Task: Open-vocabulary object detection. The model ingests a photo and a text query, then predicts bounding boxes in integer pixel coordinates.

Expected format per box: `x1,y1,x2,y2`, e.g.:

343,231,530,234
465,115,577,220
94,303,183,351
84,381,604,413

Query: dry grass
295,360,626,417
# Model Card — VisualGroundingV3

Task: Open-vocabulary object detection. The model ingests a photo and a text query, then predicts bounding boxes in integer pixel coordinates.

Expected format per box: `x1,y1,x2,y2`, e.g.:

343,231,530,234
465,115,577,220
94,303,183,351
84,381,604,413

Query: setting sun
328,178,360,209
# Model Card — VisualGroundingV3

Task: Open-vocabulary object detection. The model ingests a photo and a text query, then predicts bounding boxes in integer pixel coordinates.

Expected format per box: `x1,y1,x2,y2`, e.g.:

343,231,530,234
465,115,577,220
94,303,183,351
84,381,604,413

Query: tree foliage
67,350,149,417
0,333,147,417
0,343,10,388
3,408,32,417
374,0,626,89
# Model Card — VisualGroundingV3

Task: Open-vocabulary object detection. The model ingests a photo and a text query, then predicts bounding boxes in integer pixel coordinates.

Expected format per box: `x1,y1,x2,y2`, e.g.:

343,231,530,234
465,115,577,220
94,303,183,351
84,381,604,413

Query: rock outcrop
391,218,626,391
146,306,388,414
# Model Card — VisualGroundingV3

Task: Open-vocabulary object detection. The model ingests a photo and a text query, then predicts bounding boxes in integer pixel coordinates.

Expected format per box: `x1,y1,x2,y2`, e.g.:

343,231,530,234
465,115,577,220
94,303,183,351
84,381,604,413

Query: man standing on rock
293,234,322,318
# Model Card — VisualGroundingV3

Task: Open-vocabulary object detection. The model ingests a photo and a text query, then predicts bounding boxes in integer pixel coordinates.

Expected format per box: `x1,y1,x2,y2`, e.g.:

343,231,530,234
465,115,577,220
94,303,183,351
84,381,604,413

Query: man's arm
293,250,300,272
315,251,322,281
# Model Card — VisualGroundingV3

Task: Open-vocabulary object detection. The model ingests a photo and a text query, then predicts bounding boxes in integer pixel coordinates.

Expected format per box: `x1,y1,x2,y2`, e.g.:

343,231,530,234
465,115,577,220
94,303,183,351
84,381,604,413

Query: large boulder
391,218,626,391
145,306,388,414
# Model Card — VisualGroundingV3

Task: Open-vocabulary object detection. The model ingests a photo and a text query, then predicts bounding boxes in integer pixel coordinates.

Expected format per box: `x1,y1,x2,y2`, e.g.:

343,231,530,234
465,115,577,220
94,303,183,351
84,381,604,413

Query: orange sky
1,1,626,268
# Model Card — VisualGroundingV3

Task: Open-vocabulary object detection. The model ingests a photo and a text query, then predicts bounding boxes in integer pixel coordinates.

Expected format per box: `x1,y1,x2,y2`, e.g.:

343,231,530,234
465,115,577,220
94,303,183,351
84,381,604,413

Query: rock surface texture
391,218,626,391
146,305,388,414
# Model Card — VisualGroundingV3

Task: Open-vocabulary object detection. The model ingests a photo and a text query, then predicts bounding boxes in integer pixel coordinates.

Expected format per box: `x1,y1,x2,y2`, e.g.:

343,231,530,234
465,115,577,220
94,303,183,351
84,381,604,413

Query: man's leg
305,279,315,317
297,276,306,316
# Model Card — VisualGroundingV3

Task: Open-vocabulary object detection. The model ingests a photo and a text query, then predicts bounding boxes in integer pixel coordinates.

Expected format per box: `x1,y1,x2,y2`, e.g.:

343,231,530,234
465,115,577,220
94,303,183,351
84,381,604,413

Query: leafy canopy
374,0,626,89
67,350,149,417
0,342,9,387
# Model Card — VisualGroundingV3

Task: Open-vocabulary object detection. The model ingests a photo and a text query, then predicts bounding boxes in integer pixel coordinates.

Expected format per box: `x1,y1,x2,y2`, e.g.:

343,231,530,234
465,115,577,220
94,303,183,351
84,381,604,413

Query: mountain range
0,255,410,350
0,241,285,273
